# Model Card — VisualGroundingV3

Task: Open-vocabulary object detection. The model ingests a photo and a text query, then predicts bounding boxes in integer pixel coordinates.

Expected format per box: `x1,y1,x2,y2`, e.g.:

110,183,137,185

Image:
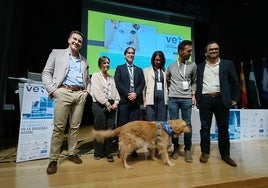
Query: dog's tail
90,127,122,143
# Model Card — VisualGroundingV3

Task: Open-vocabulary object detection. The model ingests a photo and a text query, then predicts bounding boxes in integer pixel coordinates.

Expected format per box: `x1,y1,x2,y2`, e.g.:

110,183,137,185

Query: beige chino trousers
49,88,88,161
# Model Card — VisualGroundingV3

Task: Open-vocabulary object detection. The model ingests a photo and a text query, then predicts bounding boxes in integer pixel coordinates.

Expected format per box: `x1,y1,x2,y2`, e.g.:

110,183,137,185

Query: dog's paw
124,165,133,170
167,161,176,167
151,157,157,161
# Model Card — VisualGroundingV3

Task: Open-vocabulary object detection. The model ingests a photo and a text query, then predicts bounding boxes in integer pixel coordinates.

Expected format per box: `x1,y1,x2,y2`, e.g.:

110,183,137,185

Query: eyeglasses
208,48,219,52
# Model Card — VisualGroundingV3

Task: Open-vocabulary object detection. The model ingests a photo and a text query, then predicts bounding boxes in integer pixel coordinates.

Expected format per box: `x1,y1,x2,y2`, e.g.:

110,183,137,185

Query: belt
202,92,221,97
60,85,85,91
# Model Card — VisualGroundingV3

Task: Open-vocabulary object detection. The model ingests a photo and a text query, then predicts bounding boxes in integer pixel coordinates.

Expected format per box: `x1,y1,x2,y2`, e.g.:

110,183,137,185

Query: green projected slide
85,10,192,75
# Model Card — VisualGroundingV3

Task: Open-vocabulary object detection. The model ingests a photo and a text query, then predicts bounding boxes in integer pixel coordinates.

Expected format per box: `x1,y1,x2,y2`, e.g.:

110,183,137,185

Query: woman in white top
90,56,120,162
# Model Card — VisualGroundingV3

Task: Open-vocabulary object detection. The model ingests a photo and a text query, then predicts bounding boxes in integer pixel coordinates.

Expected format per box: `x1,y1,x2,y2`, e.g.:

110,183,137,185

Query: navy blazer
196,59,240,108
114,63,145,105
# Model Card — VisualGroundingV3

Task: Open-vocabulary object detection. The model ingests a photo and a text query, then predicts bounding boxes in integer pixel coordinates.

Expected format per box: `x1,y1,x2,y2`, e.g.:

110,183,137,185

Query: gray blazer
42,48,91,96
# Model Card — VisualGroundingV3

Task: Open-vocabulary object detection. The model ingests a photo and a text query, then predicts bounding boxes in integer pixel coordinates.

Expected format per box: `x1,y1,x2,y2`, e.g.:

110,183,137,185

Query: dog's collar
156,121,173,137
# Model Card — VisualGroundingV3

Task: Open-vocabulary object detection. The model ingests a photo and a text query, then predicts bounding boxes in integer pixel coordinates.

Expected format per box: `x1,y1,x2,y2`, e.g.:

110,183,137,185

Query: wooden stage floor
0,125,268,188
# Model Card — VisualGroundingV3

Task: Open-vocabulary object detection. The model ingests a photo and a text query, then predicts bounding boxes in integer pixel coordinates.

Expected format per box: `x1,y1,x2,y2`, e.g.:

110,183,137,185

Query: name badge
156,82,162,90
182,81,189,90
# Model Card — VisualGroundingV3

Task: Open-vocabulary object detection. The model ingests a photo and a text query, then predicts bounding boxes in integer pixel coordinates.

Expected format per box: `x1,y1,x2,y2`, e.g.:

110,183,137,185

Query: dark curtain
0,0,83,143
0,0,23,148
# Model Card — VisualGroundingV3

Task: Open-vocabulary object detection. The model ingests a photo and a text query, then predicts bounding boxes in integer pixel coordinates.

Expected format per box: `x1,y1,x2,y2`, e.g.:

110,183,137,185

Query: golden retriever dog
91,119,190,170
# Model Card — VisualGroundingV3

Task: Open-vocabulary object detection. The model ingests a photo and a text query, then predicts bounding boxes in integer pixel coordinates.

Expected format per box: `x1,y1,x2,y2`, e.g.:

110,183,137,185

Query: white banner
191,108,268,143
16,83,54,162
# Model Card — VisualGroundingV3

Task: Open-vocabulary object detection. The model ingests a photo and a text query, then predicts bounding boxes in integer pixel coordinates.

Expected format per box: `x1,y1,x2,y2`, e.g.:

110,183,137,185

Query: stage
0,125,268,187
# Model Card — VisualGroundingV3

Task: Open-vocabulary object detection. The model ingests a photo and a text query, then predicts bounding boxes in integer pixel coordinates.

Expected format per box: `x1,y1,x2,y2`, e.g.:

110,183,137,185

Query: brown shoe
67,154,82,164
47,161,57,175
199,153,209,163
221,156,237,167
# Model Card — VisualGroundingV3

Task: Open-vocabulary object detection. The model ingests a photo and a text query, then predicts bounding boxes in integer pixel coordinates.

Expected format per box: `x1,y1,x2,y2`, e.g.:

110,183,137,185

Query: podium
8,71,42,112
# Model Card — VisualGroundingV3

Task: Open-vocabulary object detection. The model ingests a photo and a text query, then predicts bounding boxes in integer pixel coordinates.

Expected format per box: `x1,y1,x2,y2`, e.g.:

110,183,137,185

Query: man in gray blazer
42,30,91,174
196,41,240,167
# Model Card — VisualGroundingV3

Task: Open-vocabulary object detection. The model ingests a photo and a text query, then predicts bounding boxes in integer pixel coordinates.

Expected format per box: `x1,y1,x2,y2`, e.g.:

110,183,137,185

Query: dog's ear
172,125,183,134
183,125,191,133
169,119,190,134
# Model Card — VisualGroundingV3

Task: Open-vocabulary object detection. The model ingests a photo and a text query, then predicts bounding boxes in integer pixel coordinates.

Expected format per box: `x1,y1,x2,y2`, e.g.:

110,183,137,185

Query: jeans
198,95,230,156
168,97,192,151
146,89,167,121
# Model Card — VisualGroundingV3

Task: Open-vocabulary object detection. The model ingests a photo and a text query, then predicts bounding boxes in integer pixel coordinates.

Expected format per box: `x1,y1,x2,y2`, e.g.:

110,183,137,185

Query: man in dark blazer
114,47,145,127
195,41,240,167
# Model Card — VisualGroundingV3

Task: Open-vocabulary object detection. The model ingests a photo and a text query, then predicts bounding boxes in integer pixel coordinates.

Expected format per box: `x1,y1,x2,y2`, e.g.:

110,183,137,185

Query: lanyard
177,60,186,79
157,69,161,82
128,65,134,88
128,65,133,78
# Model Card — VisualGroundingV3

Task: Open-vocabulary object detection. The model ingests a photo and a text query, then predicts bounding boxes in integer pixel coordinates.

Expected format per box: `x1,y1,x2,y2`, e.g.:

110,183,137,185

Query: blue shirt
62,54,84,87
